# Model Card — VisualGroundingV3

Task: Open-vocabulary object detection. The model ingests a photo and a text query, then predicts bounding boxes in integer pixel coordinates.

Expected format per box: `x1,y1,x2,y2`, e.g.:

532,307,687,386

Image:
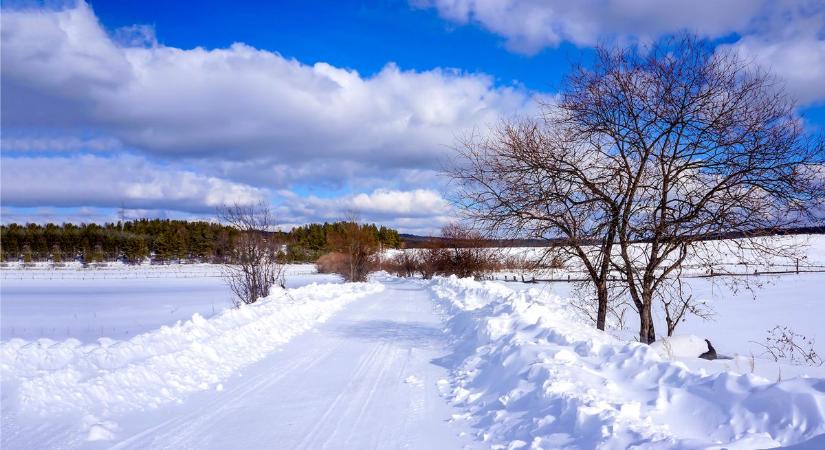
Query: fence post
796,258,799,275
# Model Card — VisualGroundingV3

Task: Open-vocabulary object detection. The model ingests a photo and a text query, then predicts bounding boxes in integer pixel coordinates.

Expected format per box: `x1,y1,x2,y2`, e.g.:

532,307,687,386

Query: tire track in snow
336,344,398,449
113,342,340,449
294,340,387,450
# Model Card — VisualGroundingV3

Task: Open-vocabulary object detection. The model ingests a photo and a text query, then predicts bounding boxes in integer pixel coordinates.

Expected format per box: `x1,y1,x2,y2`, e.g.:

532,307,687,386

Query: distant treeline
399,226,825,248
0,220,401,264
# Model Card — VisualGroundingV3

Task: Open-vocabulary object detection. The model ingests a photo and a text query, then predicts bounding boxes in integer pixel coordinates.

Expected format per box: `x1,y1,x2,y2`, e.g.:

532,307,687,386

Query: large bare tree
452,35,824,343
219,202,284,307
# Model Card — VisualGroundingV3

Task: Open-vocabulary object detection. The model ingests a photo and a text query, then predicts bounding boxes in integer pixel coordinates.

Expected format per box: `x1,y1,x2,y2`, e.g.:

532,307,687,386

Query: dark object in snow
699,339,717,360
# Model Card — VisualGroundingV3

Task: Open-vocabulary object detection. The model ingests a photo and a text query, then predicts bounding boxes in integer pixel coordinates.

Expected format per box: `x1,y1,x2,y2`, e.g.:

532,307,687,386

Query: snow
1,279,383,445
430,275,825,449
0,263,337,342
1,274,480,449
2,250,825,448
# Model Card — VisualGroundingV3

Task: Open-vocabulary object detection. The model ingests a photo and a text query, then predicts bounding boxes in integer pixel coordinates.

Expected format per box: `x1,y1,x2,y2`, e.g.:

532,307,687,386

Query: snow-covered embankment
1,281,383,439
431,276,825,449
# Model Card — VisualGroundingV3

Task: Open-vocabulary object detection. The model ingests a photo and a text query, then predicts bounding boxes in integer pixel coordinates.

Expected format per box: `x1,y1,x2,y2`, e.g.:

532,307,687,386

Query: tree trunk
639,300,656,344
595,281,608,331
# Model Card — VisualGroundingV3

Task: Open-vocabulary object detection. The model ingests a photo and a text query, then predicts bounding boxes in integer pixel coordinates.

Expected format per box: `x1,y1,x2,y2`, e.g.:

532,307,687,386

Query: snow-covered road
111,277,477,449
2,277,478,449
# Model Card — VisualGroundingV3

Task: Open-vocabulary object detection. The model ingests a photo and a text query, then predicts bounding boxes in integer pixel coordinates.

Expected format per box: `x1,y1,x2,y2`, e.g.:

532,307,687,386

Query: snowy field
2,237,825,449
1,263,338,342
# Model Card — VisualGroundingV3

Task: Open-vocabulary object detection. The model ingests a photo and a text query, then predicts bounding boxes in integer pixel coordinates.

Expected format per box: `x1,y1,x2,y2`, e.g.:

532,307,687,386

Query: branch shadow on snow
334,320,447,348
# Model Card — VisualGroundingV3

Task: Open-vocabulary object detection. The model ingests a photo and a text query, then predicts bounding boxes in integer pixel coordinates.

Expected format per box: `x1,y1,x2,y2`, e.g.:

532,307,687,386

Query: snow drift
0,281,383,419
430,276,825,449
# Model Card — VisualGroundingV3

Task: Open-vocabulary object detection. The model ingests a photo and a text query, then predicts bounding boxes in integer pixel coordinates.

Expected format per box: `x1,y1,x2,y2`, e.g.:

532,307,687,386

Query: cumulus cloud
414,0,762,52
273,188,457,234
1,2,536,170
0,154,267,212
725,2,825,105
0,2,540,230
415,0,825,105
326,188,451,217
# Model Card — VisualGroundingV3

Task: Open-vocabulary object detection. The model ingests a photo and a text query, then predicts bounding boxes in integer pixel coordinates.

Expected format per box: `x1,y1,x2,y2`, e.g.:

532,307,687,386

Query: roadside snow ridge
431,275,825,449
1,281,383,418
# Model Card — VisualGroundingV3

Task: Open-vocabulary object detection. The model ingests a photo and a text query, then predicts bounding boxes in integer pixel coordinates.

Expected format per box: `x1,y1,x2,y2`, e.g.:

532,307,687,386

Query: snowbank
0,281,383,420
431,276,825,449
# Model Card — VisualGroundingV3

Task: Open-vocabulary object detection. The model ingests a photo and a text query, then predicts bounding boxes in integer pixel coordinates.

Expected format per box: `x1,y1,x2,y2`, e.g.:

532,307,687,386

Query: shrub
316,252,350,275
434,223,497,279
377,251,421,277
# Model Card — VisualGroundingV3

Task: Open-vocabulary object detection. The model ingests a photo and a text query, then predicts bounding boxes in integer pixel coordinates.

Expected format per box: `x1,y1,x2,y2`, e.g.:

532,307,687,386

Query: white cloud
0,2,539,231
346,188,453,216
414,0,763,53
725,3,825,105
415,0,825,105
1,2,537,171
0,154,267,212
273,188,457,234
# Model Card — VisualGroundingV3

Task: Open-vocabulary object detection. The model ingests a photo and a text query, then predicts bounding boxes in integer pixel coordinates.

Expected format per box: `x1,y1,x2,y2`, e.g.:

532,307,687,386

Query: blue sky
2,0,824,233
92,0,586,90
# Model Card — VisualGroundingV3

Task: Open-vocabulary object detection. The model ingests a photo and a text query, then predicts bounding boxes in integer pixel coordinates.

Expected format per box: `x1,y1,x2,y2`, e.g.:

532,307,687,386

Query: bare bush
379,251,419,277
569,280,630,331
753,326,823,367
418,241,445,280
438,223,496,279
316,252,350,275
415,223,501,280
219,203,284,307
501,252,539,277
658,275,713,337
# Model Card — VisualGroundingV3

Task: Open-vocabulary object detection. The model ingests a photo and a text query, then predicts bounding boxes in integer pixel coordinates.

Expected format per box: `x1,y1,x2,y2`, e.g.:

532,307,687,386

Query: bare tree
326,215,379,282
451,115,625,331
452,35,824,343
571,37,822,343
219,202,284,307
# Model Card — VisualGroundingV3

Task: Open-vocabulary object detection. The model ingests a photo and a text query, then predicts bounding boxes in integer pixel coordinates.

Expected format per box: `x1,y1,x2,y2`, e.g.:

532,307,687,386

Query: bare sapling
219,202,284,307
